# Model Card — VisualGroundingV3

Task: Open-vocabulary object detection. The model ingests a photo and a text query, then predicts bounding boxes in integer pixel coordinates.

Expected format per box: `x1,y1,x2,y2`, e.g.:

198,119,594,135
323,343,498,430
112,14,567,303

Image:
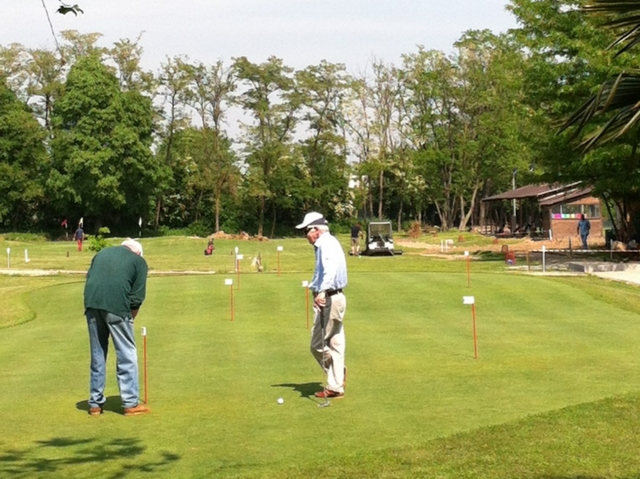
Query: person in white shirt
296,212,348,399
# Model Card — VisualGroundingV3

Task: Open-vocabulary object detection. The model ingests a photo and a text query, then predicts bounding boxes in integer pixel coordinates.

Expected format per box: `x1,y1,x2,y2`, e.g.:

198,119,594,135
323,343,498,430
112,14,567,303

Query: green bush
87,227,110,252
187,221,213,238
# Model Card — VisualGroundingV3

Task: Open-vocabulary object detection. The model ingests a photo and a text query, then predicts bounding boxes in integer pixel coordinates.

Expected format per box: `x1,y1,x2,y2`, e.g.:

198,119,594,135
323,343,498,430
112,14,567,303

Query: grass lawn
1,235,640,478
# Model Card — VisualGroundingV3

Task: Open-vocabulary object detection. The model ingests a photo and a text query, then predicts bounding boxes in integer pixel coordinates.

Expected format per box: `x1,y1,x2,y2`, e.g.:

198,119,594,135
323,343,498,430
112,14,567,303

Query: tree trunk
377,170,384,220
258,195,265,237
154,196,162,232
270,206,276,239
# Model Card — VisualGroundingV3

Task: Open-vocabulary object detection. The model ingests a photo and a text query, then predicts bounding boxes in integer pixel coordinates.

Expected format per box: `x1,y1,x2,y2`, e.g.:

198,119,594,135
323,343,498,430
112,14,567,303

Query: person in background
350,223,363,256
296,212,348,399
84,238,150,416
74,224,84,251
204,236,215,256
577,213,591,249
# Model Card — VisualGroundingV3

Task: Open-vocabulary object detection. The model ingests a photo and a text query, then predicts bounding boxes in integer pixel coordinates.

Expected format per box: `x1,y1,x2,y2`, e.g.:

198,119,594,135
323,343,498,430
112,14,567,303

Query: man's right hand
314,292,326,308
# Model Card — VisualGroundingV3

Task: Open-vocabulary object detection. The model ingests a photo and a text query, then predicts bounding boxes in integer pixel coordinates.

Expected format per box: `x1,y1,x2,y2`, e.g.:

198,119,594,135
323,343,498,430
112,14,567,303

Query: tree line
3,0,640,239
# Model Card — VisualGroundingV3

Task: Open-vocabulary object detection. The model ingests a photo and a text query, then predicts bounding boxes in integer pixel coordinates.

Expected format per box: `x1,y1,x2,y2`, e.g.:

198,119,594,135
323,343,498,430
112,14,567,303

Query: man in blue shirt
577,214,591,249
297,212,348,399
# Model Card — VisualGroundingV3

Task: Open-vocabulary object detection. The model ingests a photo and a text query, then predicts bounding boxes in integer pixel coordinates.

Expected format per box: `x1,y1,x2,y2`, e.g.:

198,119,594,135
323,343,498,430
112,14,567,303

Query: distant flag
138,217,142,228
61,219,68,228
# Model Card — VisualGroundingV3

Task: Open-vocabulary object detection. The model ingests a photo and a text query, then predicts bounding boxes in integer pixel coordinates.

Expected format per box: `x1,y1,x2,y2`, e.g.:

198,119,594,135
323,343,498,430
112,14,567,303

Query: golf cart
362,221,403,256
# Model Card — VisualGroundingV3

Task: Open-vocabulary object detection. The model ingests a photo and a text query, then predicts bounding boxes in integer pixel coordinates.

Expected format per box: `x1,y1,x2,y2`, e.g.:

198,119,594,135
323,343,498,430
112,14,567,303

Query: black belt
326,289,343,296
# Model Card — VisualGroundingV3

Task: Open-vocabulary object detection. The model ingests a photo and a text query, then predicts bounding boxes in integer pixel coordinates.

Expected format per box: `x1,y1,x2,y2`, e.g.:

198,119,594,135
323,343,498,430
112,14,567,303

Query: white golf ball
277,397,284,404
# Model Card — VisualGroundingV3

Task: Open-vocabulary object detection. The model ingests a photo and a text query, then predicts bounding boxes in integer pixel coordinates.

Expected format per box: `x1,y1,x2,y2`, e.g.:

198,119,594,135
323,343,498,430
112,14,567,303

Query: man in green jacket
84,238,150,416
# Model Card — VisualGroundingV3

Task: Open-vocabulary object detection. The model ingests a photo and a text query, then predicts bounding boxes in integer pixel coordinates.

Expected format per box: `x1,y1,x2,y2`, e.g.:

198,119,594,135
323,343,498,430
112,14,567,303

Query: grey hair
122,238,144,256
316,224,330,233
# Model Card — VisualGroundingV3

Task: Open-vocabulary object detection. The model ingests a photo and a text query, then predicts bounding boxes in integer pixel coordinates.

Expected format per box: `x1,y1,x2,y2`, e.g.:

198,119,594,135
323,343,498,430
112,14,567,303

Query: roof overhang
482,182,593,206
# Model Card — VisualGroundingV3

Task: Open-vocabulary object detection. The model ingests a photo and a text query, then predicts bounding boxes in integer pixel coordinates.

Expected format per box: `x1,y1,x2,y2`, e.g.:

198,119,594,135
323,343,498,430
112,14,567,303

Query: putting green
1,272,639,478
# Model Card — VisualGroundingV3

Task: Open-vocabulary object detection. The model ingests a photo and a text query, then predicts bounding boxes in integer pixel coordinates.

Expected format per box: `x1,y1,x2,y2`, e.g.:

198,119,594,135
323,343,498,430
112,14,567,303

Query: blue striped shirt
309,232,348,293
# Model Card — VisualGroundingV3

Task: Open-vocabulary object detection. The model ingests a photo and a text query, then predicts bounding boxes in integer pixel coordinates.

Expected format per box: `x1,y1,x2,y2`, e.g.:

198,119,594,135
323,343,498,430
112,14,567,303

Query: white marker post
141,327,148,404
6,248,10,269
542,245,546,273
464,251,470,287
463,296,478,359
236,254,244,290
277,246,283,277
138,217,142,238
24,249,30,264
225,279,234,321
302,280,310,329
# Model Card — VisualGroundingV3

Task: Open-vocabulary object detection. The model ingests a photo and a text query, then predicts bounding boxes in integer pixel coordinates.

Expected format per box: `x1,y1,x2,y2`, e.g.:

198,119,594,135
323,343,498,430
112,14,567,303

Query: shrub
88,227,110,252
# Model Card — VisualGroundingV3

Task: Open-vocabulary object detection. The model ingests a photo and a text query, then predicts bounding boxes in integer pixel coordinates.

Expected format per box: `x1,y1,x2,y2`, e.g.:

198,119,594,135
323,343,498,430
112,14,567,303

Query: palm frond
561,73,640,149
584,0,640,53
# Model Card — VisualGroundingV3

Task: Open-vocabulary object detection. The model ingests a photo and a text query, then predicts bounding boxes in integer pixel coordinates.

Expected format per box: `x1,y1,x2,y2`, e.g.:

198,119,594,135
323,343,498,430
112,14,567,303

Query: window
550,203,600,219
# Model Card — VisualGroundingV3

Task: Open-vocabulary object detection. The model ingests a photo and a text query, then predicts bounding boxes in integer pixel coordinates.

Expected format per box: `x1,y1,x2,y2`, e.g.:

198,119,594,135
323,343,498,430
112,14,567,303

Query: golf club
318,296,332,408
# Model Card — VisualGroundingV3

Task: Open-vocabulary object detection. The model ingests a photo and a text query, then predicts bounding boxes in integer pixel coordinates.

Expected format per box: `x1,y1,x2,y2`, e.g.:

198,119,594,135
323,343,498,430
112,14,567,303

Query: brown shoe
314,390,344,399
124,404,150,416
89,406,103,416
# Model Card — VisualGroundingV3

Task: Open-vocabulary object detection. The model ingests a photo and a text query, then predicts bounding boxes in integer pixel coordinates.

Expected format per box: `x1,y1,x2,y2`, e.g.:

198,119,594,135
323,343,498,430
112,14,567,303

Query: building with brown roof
482,182,603,240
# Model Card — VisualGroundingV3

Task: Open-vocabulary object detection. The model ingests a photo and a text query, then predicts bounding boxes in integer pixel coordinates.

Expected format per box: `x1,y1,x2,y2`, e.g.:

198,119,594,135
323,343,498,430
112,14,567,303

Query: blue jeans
86,308,140,408
581,234,589,249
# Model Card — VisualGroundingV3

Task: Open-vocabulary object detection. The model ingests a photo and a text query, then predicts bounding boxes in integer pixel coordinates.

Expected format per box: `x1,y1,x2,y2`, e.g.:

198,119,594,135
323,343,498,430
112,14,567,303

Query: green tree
153,56,193,230
25,48,65,130
295,61,351,218
232,56,300,236
181,59,237,232
510,0,640,240
0,81,48,229
48,54,160,232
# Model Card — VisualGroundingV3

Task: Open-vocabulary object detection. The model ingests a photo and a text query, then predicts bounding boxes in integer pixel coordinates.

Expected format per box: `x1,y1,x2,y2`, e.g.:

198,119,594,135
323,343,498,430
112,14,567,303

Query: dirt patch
397,237,606,254
210,231,269,241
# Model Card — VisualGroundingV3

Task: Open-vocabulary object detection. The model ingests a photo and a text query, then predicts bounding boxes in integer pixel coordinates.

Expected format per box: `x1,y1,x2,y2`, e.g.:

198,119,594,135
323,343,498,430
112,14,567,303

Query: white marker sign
225,279,233,286
277,246,283,252
302,280,309,287
463,296,475,305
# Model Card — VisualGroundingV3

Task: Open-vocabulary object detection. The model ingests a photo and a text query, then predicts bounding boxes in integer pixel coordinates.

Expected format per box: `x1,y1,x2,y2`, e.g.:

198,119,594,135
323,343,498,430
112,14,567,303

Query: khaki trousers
310,293,346,393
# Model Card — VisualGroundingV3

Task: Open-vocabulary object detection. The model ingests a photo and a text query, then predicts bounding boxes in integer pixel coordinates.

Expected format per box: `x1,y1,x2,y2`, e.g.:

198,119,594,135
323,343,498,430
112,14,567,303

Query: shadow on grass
271,381,322,401
0,436,180,478
75,395,127,416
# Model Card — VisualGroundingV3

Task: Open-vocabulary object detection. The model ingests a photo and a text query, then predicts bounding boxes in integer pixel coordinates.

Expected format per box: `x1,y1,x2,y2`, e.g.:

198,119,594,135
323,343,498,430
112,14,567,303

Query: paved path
591,271,640,286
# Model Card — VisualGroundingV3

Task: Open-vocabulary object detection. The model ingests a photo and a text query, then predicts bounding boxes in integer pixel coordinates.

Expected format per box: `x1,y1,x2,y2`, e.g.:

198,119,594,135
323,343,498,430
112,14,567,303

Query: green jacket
84,246,148,318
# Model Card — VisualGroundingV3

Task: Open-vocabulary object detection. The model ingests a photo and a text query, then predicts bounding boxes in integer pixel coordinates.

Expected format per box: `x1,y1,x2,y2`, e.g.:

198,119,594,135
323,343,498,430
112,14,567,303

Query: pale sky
2,0,518,73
